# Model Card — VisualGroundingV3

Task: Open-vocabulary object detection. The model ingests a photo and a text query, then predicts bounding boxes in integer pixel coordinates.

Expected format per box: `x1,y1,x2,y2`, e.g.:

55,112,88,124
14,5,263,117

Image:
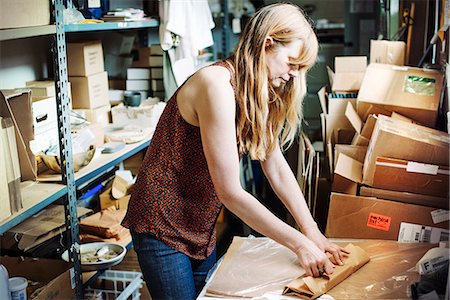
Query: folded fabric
79,206,127,238
283,244,370,299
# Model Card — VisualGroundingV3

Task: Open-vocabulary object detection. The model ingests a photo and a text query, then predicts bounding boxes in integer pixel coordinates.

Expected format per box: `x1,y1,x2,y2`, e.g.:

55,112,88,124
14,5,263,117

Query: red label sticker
367,213,392,231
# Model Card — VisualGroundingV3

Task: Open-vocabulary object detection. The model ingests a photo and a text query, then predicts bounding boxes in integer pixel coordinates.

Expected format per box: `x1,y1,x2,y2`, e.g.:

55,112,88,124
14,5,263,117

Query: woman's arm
259,144,349,265
186,67,334,276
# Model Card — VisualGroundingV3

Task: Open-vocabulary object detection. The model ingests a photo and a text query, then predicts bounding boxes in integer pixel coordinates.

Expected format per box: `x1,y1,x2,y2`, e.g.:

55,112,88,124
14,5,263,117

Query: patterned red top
122,60,236,259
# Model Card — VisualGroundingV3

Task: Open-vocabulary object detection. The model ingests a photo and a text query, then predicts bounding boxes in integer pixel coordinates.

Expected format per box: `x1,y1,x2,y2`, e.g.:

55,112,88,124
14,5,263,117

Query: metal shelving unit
64,19,158,32
0,2,159,298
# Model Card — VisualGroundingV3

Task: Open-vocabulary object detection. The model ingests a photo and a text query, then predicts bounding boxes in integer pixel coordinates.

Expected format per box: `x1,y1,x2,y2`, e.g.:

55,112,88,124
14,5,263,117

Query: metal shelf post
53,0,83,298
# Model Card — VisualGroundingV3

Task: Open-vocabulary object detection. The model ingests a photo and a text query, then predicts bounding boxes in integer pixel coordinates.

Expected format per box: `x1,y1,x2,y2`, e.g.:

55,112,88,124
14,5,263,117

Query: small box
67,41,104,76
126,80,150,91
357,63,443,127
32,96,58,136
109,79,126,90
127,68,151,80
73,104,111,127
25,81,72,100
99,187,131,210
370,40,406,66
325,193,449,240
332,153,363,195
70,71,109,109
151,79,164,91
330,56,367,92
0,0,50,29
150,67,164,79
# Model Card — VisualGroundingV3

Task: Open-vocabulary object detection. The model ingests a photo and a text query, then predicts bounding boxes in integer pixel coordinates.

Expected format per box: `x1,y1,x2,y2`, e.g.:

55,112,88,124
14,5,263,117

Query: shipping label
367,212,392,231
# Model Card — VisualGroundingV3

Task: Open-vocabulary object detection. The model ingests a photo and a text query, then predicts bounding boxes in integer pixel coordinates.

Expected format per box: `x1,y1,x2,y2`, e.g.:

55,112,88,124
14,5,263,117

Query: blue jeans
131,231,217,300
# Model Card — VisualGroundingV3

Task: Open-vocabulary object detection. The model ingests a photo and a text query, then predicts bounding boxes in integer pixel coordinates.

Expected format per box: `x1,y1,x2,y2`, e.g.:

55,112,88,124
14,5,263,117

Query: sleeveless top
121,59,236,260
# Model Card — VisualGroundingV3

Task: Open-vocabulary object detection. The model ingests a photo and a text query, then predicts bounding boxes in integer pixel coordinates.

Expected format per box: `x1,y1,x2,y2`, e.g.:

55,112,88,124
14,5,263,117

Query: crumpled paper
283,244,370,299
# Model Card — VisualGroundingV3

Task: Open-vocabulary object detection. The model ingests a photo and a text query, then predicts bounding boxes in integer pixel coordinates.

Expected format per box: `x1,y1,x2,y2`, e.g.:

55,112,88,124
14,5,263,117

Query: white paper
431,209,450,224
406,161,439,175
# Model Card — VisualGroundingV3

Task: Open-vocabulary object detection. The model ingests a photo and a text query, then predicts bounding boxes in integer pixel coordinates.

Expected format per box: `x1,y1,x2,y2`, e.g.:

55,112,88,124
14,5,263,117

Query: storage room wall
0,37,52,89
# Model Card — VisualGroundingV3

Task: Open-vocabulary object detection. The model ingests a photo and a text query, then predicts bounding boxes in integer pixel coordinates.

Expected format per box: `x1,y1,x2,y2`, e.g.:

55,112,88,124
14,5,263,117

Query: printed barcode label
422,228,432,243
440,231,449,241
414,232,420,241
367,213,391,231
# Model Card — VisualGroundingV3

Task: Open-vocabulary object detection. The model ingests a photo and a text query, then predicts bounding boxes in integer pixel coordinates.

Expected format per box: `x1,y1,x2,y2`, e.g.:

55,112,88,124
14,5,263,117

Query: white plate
61,242,127,271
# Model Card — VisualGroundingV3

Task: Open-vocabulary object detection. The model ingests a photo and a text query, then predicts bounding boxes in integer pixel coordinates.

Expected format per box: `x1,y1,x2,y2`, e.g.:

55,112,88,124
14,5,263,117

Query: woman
122,3,348,299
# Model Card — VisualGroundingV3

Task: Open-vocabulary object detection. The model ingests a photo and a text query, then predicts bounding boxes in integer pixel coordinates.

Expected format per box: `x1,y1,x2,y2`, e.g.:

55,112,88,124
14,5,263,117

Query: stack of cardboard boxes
133,44,165,100
322,40,449,243
67,40,110,147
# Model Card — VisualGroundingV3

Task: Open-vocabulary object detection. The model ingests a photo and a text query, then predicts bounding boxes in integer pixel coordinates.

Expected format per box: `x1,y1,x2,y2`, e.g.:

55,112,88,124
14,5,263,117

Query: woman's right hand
295,237,335,277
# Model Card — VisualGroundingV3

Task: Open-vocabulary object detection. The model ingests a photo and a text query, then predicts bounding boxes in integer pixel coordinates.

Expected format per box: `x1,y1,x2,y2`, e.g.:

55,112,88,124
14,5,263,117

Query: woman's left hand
303,226,350,266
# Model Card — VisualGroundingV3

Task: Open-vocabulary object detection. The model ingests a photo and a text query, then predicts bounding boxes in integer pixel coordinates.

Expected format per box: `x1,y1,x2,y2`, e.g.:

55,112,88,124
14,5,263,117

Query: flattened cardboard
373,157,449,198
325,193,449,240
363,115,450,186
4,205,91,250
332,153,363,195
331,56,367,92
370,40,406,65
357,63,443,127
360,186,449,209
0,90,37,181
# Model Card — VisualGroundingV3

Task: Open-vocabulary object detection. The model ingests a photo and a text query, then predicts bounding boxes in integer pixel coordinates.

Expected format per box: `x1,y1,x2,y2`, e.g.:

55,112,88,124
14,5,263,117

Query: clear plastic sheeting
205,237,304,298
205,237,436,299
404,75,436,96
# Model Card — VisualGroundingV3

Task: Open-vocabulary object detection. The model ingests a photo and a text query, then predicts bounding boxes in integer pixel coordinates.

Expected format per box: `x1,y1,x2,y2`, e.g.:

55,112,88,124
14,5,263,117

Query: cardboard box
99,187,131,210
0,0,50,29
108,79,126,90
70,71,109,109
127,68,151,80
73,104,111,127
330,56,367,92
67,41,104,76
30,96,59,154
363,115,450,186
332,153,363,195
344,102,377,146
25,81,72,101
333,144,367,169
370,40,406,65
357,63,443,127
134,55,164,68
0,90,37,181
325,193,449,240
1,256,74,300
360,186,449,209
318,87,356,144
372,156,449,198
138,45,164,56
151,67,164,79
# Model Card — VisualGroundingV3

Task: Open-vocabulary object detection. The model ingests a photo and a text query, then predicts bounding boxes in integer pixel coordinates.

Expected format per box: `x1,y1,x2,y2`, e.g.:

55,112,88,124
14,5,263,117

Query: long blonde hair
233,3,318,160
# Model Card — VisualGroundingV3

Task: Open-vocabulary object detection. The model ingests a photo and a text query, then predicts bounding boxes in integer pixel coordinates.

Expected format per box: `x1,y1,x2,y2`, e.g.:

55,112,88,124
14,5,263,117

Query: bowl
123,91,142,107
61,242,127,271
40,146,96,173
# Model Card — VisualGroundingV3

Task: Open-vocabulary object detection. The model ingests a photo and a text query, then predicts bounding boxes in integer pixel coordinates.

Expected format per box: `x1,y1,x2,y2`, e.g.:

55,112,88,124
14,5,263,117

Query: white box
126,80,150,91
127,68,150,80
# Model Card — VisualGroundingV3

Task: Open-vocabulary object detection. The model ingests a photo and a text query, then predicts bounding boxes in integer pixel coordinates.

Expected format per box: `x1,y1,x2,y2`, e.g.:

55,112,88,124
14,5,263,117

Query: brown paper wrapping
283,244,370,299
79,206,127,238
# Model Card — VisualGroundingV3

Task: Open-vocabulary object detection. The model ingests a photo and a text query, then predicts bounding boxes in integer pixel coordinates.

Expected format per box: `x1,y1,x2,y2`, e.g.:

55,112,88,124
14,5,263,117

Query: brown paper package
283,244,370,299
